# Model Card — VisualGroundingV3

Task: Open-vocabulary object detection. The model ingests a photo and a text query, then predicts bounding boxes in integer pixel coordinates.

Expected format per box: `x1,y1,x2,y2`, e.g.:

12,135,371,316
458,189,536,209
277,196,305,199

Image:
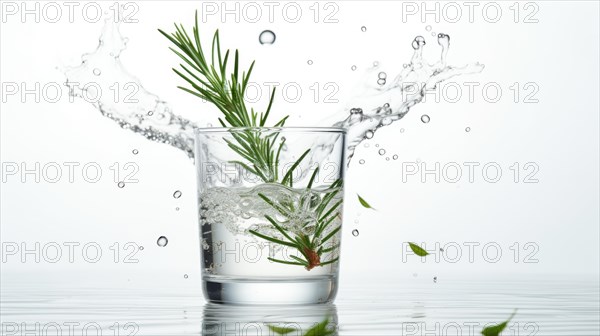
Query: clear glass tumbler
195,127,346,304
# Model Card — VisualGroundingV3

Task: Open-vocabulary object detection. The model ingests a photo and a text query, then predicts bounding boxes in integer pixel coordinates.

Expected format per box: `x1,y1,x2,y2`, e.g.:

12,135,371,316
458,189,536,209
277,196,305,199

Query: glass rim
195,126,346,134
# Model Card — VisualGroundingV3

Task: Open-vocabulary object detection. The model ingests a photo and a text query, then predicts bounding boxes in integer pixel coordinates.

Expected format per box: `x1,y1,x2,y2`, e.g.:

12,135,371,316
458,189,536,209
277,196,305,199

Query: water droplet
425,25,432,32
465,127,471,132
377,78,386,85
351,65,357,71
433,276,438,283
393,154,398,160
157,236,168,247
361,26,367,32
147,111,154,116
378,149,386,155
412,36,426,50
378,72,387,79
132,149,139,155
421,114,430,123
117,181,125,188
359,159,365,164
184,274,189,279
92,68,101,76
173,190,182,199
307,60,313,65
259,30,276,45
352,229,359,237
350,108,363,114
400,128,405,133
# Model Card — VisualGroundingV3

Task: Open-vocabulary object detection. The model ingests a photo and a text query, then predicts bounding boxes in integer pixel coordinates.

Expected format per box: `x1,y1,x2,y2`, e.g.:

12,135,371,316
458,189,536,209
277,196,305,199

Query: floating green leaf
269,317,335,336
408,242,429,257
481,310,517,336
357,194,375,210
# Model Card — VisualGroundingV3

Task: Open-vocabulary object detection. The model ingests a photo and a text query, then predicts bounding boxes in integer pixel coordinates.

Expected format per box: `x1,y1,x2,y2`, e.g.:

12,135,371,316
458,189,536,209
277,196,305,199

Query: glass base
202,275,338,305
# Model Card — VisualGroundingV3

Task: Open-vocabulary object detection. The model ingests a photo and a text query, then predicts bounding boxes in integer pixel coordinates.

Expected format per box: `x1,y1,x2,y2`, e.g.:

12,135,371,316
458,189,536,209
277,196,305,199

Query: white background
1,1,599,287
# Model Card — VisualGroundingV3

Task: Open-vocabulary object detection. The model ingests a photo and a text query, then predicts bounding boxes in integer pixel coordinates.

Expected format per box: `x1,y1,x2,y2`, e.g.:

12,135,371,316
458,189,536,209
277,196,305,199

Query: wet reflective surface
1,273,598,335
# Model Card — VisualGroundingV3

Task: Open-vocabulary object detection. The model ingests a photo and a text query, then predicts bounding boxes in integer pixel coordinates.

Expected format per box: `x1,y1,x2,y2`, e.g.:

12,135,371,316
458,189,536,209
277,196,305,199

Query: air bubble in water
385,157,390,161
147,111,154,116
361,26,367,32
307,60,313,65
433,276,438,283
351,65,357,71
93,68,101,76
365,130,374,139
393,154,398,160
378,149,386,155
400,128,405,133
117,181,125,188
364,143,370,148
378,72,387,79
359,159,365,164
184,274,188,279
157,236,168,247
465,127,471,132
173,190,182,199
421,114,430,123
132,149,139,155
425,25,432,32
377,78,386,86
175,207,180,211
373,61,379,67
259,30,276,45
139,246,144,250
350,108,363,114
352,229,359,237
375,144,379,147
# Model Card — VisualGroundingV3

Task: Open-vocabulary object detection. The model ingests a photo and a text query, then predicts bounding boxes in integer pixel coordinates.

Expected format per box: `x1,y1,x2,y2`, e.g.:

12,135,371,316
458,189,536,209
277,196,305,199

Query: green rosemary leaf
314,213,339,240
267,257,305,266
289,255,309,266
320,244,340,254
281,149,311,187
318,258,339,267
481,310,517,336
264,215,296,243
307,167,320,189
258,193,288,217
320,226,341,245
248,230,296,248
318,199,343,223
357,194,375,210
408,242,429,257
267,325,297,335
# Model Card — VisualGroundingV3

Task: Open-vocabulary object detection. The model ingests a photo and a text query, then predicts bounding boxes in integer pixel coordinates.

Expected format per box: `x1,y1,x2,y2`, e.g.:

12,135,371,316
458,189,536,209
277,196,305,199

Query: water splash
63,18,483,166
62,17,197,158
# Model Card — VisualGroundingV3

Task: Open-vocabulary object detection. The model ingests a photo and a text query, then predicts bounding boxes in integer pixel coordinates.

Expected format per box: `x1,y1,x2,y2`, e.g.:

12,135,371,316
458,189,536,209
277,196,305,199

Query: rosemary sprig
159,12,294,183
161,14,343,270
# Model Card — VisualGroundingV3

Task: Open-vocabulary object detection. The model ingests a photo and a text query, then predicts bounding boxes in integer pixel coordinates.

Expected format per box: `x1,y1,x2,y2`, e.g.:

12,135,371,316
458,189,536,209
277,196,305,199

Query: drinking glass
195,127,346,304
